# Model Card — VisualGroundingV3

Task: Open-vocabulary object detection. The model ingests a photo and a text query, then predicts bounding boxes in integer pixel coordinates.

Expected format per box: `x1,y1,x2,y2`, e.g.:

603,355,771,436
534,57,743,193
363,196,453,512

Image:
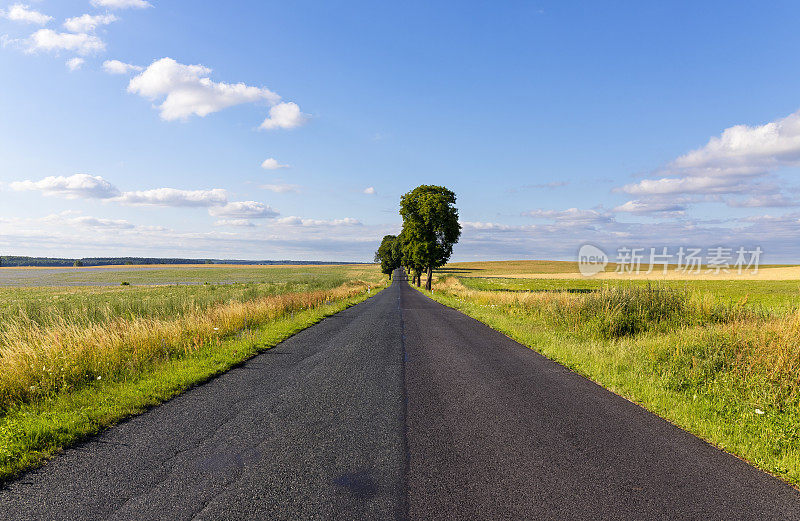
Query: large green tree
399,185,461,289
374,234,402,279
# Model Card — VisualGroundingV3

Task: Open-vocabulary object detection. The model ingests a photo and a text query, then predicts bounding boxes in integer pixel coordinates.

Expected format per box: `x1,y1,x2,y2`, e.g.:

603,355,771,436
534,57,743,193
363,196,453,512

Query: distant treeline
0,257,365,267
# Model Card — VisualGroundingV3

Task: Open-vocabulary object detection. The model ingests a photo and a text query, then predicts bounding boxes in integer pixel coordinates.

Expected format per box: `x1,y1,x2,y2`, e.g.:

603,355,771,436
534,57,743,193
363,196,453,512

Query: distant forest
0,257,364,267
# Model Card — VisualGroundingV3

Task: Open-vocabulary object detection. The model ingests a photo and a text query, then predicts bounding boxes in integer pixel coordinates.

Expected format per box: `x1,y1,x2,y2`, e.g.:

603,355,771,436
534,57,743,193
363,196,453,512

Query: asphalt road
2,270,799,520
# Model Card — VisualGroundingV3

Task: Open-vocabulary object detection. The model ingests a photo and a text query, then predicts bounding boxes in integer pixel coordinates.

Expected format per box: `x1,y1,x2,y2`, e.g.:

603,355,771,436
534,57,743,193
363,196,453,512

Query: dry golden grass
0,280,376,410
714,314,800,398
433,276,578,307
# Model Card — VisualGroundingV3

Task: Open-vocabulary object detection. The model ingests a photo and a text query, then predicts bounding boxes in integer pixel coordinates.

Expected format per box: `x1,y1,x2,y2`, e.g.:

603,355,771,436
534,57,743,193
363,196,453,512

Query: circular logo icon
578,244,608,277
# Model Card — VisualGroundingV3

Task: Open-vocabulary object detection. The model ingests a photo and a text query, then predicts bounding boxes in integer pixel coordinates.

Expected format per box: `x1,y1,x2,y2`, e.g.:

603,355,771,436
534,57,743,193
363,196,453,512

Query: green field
457,277,800,309
0,264,373,286
0,265,379,326
422,270,800,487
0,264,384,483
442,259,799,279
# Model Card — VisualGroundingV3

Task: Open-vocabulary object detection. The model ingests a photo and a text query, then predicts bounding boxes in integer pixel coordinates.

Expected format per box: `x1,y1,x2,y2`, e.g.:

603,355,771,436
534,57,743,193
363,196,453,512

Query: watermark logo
578,244,609,276
577,244,763,277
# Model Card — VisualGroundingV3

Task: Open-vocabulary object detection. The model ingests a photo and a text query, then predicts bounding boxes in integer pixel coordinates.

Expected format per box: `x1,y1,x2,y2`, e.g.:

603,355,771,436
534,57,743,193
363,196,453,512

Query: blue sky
2,0,800,262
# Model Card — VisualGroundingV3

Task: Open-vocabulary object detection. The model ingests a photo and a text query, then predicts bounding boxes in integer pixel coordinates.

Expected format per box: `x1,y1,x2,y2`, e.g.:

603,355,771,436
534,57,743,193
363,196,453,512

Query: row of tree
374,185,461,290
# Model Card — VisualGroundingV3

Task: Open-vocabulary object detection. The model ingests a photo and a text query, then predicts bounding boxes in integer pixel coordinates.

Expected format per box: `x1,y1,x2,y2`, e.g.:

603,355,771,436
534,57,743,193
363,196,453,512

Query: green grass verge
0,288,380,484
416,282,800,487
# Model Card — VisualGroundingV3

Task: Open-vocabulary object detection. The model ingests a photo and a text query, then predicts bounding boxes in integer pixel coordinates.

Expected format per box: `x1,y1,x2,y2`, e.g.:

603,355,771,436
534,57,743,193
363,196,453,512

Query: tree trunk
425,266,432,290
415,272,421,287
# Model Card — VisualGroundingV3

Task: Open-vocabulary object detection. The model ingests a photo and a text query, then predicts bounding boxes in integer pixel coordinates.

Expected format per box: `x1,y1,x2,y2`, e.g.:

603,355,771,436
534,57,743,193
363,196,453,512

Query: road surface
1,270,799,520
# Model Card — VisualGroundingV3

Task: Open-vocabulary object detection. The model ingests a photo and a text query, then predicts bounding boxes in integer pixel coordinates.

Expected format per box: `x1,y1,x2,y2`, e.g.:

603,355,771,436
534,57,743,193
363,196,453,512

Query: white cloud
260,183,299,193
259,102,307,130
127,57,281,121
214,219,255,227
621,108,800,199
66,57,84,71
8,174,245,212
2,4,52,25
27,29,105,55
54,215,134,229
113,188,228,207
621,175,752,196
0,214,383,261
674,110,800,173
726,194,798,208
613,200,686,214
524,207,611,225
261,158,289,170
36,210,157,231
363,186,376,195
208,201,279,219
276,216,361,226
460,221,519,231
64,14,118,33
90,0,152,9
10,174,120,199
103,59,143,74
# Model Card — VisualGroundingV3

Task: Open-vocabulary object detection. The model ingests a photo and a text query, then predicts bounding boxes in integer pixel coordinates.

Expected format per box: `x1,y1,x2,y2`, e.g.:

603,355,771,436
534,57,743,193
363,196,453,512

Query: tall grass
0,281,375,412
435,277,758,338
425,276,800,484
0,276,358,330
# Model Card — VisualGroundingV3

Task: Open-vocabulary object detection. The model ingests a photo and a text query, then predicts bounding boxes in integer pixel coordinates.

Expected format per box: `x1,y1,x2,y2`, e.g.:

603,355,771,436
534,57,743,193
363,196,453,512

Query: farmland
423,260,800,486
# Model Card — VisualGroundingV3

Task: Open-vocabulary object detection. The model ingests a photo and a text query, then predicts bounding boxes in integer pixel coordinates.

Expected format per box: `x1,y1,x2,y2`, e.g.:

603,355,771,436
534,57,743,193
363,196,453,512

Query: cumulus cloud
90,0,151,9
1,4,52,25
64,14,118,33
127,57,281,121
613,200,686,214
46,214,135,229
674,110,800,174
460,221,519,231
66,57,84,71
27,29,105,55
208,201,279,219
621,108,800,200
8,174,246,212
103,59,143,74
260,183,299,193
113,188,228,207
363,186,376,195
214,219,255,227
524,208,612,225
276,216,361,226
726,194,798,208
259,102,307,130
621,175,752,196
261,158,288,170
10,174,120,199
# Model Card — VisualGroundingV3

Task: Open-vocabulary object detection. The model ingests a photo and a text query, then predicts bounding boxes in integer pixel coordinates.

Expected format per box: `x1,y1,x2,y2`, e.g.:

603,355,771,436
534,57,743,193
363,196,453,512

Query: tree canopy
375,185,461,289
374,234,402,279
